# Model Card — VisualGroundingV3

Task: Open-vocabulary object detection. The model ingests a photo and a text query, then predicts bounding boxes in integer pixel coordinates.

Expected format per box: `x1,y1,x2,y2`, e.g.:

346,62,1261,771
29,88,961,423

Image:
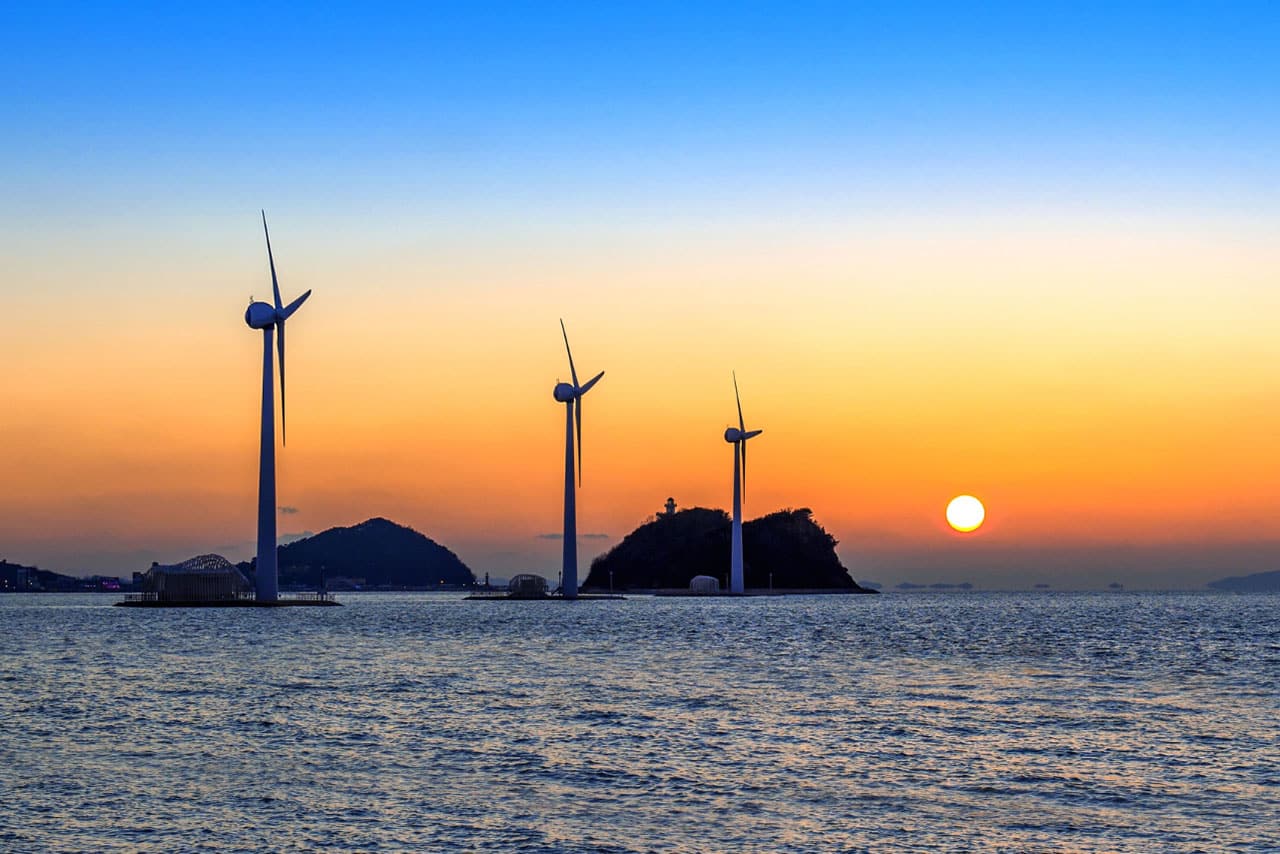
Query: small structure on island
658,497,677,519
117,553,338,607
508,574,549,599
136,555,252,603
465,569,624,601
689,575,719,595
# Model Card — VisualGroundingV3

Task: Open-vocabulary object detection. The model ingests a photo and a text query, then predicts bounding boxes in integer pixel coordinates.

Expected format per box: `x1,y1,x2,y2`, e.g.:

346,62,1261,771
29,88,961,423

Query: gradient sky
2,2,1277,588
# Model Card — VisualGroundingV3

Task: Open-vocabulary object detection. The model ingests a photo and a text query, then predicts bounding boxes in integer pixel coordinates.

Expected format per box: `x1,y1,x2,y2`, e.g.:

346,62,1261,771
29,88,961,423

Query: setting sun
946,495,986,533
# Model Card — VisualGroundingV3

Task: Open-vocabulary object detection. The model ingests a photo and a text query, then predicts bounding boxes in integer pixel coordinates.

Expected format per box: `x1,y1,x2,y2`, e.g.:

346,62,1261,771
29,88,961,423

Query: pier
116,591,341,607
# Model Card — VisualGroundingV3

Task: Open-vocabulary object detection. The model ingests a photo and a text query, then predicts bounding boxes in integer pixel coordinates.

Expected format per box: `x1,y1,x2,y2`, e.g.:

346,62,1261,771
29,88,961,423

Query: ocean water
1,591,1277,852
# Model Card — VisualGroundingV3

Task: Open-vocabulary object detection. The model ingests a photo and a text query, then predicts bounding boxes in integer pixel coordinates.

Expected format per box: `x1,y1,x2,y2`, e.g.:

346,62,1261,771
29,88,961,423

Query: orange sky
2,214,1277,587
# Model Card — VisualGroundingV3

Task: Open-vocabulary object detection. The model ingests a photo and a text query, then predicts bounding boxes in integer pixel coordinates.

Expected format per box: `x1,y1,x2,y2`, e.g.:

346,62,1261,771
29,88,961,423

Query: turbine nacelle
725,426,763,443
245,301,278,329
553,382,577,402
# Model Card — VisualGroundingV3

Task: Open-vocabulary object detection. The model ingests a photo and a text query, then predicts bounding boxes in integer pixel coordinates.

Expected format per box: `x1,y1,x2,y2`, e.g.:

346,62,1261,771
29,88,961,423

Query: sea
1,591,1277,852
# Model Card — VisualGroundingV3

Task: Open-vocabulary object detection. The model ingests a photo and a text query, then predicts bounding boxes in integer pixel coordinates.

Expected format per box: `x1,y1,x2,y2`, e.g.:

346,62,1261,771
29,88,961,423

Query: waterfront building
138,555,252,603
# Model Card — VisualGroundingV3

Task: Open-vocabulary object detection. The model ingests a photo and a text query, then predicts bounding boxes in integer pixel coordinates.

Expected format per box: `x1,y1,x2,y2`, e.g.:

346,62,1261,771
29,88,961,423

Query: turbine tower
244,212,311,603
724,372,763,594
552,320,604,600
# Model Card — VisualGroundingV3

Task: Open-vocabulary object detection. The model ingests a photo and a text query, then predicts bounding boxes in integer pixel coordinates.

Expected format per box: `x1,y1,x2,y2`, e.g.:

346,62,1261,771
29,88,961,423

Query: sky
1,1,1278,588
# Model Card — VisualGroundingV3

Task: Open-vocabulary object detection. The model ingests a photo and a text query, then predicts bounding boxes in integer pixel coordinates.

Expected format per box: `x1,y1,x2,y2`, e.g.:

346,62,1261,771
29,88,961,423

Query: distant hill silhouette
1,559,118,591
245,517,475,589
582,507,872,592
1208,569,1280,593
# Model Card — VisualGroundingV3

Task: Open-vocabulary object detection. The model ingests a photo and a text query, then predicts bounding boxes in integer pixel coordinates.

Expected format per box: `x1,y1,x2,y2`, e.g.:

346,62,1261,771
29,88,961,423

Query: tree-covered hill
582,507,872,592
247,517,475,589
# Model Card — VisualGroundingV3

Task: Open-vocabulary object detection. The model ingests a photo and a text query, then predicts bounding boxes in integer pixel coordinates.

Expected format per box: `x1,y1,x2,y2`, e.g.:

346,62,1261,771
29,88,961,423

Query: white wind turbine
724,372,762,594
552,320,604,600
243,212,311,603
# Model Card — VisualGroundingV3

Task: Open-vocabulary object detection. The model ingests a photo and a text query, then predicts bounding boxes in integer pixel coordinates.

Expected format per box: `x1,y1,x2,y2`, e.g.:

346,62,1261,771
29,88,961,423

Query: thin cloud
537,533,610,541
278,506,299,515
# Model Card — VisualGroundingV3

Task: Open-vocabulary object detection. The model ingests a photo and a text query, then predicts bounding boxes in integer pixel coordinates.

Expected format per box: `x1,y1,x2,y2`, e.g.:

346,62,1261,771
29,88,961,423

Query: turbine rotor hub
553,382,577,402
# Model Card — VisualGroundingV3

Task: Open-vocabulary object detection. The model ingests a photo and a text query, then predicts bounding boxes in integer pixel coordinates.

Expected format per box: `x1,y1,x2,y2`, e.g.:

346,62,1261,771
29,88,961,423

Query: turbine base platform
651,588,879,597
463,592,626,601
115,594,341,608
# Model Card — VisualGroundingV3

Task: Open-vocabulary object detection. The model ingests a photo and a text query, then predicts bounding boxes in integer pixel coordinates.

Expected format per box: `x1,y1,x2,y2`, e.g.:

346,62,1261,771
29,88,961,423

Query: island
246,517,476,590
1207,569,1280,593
581,507,875,594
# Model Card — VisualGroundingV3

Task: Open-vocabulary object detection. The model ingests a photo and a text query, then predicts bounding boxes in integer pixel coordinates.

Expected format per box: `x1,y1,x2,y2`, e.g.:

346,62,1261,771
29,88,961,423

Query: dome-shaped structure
689,575,719,595
507,574,549,599
172,554,237,573
141,554,252,602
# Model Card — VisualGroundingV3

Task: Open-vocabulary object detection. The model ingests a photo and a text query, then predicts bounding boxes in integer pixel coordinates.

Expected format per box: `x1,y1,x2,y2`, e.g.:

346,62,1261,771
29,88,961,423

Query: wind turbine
552,320,604,600
724,372,762,594
243,211,311,603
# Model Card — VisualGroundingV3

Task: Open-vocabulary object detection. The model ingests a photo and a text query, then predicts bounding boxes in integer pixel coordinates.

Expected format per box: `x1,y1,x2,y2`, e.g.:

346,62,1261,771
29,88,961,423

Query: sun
946,495,985,533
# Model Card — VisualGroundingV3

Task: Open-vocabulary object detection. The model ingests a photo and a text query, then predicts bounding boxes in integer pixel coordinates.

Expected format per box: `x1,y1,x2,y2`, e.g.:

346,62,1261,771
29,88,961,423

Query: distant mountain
249,517,475,589
1207,570,1280,593
582,507,873,592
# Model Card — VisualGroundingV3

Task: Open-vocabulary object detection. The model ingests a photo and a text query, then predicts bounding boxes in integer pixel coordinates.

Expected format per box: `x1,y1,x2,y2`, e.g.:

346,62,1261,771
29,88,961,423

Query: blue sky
4,1,1276,222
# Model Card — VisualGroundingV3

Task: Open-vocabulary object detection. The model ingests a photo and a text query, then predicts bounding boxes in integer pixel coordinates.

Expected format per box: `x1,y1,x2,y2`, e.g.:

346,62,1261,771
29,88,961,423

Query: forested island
240,517,476,590
582,507,875,593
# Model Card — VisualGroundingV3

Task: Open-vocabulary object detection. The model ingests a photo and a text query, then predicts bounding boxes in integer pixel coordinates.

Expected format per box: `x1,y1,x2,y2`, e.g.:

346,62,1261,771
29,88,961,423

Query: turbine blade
743,429,763,439
575,397,583,488
277,320,287,445
733,371,745,433
741,439,747,502
560,319,579,388
579,370,604,395
281,289,311,319
262,211,283,312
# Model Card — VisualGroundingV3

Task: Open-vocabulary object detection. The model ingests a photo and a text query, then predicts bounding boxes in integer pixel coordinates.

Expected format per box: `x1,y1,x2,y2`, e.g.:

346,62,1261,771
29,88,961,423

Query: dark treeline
241,517,476,589
583,507,872,592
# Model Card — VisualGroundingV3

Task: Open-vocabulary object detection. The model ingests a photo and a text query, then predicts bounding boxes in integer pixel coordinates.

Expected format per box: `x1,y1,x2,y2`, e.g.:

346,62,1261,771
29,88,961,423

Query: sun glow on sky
1,2,1278,588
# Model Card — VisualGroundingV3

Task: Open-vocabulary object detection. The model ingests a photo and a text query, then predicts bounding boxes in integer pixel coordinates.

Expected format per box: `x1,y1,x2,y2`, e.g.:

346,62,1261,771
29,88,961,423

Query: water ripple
0,591,1277,851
